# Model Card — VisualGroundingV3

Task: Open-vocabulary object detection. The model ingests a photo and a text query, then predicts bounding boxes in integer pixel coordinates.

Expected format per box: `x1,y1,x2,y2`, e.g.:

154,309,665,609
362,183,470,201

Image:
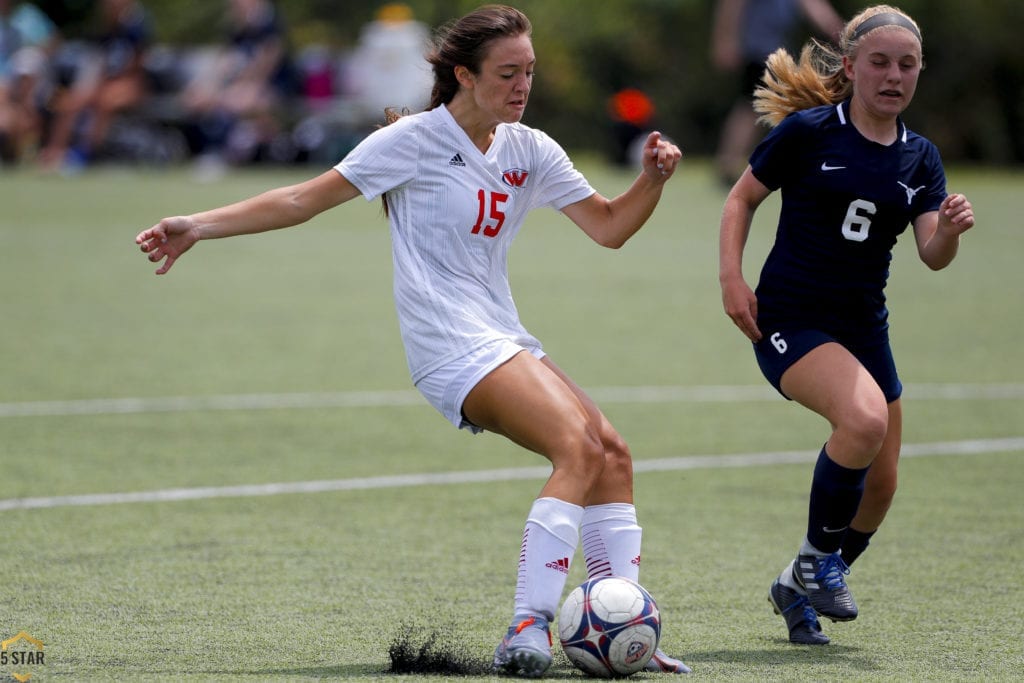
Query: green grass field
1,160,1022,681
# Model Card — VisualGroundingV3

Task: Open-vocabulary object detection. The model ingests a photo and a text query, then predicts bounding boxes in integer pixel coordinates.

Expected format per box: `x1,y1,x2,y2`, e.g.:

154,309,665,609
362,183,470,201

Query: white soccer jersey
335,105,595,382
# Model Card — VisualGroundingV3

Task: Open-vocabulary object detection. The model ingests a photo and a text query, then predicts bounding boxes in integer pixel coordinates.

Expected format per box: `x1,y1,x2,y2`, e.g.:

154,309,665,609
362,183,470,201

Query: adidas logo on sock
449,153,466,167
545,557,570,574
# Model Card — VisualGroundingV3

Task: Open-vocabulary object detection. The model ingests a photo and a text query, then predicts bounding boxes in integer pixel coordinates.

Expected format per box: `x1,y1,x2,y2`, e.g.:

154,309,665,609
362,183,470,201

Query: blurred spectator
38,0,151,170
607,87,656,168
344,2,431,125
0,0,59,165
179,0,297,171
710,0,842,185
296,43,334,112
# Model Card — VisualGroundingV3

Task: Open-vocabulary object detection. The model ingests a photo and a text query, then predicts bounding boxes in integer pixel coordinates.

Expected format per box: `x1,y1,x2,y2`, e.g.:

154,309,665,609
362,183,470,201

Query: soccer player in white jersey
718,5,974,645
136,5,687,678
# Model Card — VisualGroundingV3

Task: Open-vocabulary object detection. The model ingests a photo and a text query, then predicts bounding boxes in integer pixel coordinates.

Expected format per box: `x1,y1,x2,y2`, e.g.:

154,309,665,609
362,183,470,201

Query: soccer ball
557,576,661,678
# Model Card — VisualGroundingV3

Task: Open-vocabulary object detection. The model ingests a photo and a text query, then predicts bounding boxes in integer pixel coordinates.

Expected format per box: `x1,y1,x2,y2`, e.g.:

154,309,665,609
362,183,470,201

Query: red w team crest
502,168,529,188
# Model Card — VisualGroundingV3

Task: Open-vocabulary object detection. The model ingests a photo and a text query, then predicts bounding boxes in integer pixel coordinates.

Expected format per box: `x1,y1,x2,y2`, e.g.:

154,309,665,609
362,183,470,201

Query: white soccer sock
799,536,829,557
778,559,802,590
514,497,584,622
580,503,642,582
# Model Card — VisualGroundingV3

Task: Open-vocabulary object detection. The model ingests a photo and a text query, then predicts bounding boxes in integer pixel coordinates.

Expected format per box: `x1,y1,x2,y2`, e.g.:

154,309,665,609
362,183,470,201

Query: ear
454,65,475,89
842,54,855,81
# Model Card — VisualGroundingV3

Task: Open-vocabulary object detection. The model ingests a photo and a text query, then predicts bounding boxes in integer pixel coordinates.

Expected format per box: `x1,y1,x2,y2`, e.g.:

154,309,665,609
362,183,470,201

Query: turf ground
1,160,1022,681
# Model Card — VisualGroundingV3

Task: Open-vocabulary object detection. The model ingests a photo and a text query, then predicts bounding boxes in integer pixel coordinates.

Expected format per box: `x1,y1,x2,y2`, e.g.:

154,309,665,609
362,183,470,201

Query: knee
553,422,608,483
839,402,889,455
601,432,633,479
556,421,635,489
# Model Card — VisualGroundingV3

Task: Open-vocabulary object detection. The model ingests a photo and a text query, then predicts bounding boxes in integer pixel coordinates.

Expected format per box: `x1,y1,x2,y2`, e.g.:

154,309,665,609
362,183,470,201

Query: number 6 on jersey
841,198,876,242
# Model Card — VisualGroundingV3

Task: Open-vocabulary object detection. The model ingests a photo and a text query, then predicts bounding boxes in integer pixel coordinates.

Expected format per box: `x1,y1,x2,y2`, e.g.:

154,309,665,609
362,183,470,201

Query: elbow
581,224,629,249
598,235,628,250
592,223,633,249
283,186,316,225
921,249,956,271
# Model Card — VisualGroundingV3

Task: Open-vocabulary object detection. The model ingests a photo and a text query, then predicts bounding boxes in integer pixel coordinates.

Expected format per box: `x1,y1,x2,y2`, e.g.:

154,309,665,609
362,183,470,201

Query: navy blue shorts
753,328,903,403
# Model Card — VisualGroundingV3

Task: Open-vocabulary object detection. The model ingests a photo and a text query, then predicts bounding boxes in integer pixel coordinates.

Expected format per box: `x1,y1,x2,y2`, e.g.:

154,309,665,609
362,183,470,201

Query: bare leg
473,352,635,676
780,342,889,469
462,351,632,505
852,398,901,530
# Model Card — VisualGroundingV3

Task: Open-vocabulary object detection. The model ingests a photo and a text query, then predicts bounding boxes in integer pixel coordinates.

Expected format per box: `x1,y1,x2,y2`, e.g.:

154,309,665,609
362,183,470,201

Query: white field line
1,383,1023,418
0,437,1021,512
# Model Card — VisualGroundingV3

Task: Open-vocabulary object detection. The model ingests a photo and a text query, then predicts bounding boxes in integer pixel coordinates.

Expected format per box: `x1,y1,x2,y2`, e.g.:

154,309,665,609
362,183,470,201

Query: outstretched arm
561,131,682,249
135,170,361,274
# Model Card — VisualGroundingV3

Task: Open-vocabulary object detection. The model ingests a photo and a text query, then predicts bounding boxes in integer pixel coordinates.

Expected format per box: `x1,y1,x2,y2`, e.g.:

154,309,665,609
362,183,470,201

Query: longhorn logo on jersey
502,168,530,188
897,180,926,205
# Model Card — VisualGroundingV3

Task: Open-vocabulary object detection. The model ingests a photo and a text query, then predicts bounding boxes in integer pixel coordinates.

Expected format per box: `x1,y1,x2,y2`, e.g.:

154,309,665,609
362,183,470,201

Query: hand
640,131,682,182
721,277,762,342
938,193,975,237
135,215,201,275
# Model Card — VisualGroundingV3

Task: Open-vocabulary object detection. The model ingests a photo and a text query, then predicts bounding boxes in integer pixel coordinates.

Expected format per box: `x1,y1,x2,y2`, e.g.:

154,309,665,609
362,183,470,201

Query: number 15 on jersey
471,189,509,237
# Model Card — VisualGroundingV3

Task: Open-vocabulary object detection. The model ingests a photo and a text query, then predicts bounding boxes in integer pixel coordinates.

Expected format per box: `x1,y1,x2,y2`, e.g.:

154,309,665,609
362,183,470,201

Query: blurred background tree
34,0,1024,164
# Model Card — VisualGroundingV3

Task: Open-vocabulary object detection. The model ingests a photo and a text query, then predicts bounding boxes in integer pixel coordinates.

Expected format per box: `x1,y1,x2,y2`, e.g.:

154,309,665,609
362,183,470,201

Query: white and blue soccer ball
557,576,661,678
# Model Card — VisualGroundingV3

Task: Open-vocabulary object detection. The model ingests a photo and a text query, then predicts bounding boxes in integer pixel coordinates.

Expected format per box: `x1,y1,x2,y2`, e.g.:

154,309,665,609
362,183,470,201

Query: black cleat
793,553,858,622
769,579,830,645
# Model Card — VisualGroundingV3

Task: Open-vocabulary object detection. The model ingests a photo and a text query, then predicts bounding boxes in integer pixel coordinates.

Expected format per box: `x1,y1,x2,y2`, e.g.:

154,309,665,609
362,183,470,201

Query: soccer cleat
492,616,553,678
793,552,858,622
644,648,692,674
769,579,830,645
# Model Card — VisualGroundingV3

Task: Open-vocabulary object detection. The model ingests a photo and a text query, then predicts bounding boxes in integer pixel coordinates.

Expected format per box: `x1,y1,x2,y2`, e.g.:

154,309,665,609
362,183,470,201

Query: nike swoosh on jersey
821,162,846,171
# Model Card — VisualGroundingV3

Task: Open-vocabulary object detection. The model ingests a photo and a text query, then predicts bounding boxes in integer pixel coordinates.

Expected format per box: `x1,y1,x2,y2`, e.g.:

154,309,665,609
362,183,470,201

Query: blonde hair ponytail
753,41,847,127
753,4,922,128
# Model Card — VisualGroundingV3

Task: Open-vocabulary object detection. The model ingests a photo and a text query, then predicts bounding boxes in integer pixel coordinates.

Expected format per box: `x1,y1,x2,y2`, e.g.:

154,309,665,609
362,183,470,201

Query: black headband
852,12,922,43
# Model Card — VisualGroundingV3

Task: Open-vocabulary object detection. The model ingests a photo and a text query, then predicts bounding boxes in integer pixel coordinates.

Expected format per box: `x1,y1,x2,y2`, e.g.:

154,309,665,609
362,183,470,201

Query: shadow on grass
681,638,880,674
257,665,584,679
238,636,877,678
249,647,877,679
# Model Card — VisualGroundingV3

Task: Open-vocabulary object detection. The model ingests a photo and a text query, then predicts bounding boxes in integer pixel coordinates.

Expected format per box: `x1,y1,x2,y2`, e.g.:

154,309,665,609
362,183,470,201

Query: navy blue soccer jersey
749,99,946,336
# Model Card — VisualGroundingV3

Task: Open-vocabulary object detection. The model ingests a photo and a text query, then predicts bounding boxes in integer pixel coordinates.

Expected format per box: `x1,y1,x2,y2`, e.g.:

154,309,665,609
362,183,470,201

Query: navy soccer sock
806,446,869,554
840,528,876,566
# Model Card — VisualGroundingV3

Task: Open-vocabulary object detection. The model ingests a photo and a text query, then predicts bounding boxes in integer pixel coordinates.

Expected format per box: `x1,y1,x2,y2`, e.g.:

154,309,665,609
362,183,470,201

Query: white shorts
415,338,545,433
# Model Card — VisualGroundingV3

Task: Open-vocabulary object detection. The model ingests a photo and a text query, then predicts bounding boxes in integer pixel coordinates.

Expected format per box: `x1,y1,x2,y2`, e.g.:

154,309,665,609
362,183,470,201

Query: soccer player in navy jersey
137,5,688,677
718,5,975,645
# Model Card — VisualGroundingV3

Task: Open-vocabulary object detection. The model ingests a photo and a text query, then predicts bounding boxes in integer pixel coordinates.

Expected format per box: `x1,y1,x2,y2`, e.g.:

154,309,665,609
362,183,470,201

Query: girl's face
845,26,923,121
460,34,535,124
